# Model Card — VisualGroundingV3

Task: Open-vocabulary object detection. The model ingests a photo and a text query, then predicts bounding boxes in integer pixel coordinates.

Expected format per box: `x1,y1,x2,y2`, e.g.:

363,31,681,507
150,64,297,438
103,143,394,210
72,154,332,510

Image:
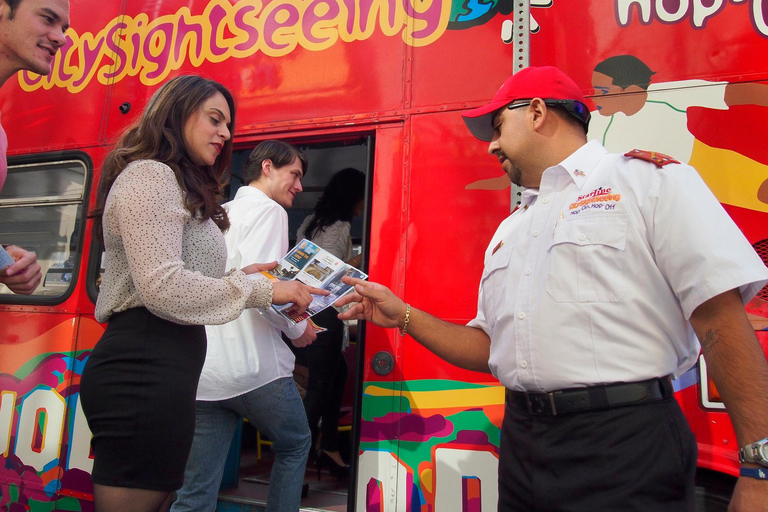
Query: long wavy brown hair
90,75,236,242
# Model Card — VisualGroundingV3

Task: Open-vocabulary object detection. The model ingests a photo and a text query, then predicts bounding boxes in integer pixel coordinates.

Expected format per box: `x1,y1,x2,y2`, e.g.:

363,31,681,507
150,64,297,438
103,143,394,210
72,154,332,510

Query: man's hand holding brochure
259,239,368,324
0,245,43,295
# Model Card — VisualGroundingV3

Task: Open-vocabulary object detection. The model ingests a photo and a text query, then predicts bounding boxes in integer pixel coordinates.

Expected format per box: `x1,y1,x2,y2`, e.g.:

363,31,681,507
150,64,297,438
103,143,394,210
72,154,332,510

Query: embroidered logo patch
569,186,621,215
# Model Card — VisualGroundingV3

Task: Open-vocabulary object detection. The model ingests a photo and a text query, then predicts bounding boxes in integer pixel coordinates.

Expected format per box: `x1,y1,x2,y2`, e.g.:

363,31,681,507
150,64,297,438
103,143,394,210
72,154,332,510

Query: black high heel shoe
315,450,350,480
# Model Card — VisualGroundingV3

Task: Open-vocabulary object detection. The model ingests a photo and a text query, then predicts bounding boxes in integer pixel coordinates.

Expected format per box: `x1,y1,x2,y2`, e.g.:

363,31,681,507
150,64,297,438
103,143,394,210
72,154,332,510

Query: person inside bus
79,76,326,512
296,167,365,479
170,140,315,512
336,66,768,511
0,0,70,294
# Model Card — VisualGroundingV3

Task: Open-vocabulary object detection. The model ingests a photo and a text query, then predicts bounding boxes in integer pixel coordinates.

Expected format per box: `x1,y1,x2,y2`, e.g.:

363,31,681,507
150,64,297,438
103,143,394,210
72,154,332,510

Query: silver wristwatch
739,438,768,467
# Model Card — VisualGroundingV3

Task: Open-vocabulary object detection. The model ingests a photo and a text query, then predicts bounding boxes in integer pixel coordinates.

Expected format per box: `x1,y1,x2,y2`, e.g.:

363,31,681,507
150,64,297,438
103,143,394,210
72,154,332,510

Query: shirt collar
234,184,270,201
554,139,608,190
519,188,539,210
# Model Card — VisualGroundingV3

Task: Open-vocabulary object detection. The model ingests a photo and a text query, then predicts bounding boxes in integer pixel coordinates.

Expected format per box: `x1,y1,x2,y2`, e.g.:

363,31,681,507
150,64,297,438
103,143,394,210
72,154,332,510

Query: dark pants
299,307,348,453
498,396,697,512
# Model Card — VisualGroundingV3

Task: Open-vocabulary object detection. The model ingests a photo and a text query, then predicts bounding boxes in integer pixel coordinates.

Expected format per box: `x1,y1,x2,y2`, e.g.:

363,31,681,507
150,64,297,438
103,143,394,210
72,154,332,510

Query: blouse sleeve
108,161,272,325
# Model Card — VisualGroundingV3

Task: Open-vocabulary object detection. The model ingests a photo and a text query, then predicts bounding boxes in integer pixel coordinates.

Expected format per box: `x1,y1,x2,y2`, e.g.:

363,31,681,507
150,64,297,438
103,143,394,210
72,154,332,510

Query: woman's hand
272,280,328,315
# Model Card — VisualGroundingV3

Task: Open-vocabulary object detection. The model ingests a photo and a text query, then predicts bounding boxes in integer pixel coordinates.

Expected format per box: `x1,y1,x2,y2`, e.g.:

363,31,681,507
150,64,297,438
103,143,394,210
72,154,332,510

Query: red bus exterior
0,1,766,511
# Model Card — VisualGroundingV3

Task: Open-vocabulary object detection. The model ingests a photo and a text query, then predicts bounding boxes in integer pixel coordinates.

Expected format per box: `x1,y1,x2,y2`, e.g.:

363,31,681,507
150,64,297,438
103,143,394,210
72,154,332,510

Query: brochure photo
260,239,368,324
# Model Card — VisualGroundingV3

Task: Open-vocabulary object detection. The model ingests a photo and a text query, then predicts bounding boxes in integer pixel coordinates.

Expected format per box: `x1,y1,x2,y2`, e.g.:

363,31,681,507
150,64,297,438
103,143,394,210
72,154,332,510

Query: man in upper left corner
0,0,69,294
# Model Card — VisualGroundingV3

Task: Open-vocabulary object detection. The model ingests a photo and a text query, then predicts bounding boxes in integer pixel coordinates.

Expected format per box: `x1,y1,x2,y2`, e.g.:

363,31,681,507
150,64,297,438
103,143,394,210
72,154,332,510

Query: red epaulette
624,149,680,167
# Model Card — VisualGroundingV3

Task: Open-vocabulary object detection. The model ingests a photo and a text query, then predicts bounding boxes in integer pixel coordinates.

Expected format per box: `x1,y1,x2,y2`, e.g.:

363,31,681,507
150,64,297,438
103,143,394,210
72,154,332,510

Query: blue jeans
170,377,311,512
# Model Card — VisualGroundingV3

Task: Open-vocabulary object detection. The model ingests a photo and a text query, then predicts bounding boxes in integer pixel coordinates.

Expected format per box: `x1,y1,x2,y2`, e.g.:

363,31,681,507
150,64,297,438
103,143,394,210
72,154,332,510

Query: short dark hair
242,140,308,185
594,55,656,90
4,0,22,17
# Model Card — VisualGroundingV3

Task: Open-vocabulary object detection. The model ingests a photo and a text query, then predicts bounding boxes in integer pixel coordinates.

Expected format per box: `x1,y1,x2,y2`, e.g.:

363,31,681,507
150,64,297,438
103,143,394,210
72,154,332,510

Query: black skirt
80,307,206,491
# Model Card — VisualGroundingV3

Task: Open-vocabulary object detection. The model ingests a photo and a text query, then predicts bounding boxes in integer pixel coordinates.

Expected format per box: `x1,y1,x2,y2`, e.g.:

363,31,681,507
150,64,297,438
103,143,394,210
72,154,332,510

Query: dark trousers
300,307,348,453
498,396,697,512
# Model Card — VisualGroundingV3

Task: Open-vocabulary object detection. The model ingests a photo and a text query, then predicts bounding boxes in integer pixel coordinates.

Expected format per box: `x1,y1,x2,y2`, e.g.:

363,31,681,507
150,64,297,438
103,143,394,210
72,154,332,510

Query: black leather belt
505,377,673,416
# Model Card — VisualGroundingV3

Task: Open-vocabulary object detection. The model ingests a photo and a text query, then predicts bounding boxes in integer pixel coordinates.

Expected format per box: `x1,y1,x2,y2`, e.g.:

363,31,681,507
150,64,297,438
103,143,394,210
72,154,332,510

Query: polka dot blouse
94,160,273,325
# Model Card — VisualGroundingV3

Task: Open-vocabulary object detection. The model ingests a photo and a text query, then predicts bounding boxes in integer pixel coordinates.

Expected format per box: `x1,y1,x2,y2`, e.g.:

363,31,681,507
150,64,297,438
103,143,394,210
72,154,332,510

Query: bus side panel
410,17,517,109
363,122,407,384
0,2,124,155
100,0,411,139
0,312,75,507
0,312,102,510
404,111,509,363
356,123,410,512
58,315,103,506
532,0,768,87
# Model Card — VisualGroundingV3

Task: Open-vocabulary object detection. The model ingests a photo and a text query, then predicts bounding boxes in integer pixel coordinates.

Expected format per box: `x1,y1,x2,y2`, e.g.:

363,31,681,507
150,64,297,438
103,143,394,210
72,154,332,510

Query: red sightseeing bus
1,0,766,511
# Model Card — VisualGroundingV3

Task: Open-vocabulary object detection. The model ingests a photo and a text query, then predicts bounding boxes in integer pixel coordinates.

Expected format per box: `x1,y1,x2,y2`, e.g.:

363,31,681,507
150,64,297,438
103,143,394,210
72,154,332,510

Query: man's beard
500,154,523,187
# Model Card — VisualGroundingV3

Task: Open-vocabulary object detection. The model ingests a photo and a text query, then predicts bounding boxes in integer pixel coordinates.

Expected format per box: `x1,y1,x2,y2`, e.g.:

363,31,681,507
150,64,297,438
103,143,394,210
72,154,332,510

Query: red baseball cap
462,66,589,142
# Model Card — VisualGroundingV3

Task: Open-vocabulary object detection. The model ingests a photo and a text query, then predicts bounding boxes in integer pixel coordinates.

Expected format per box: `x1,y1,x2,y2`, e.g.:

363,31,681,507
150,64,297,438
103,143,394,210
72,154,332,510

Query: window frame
0,151,93,305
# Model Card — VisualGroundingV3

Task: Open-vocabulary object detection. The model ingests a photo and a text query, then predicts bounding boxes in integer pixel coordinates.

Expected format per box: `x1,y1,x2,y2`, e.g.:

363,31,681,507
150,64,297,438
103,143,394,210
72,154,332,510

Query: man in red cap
337,66,768,510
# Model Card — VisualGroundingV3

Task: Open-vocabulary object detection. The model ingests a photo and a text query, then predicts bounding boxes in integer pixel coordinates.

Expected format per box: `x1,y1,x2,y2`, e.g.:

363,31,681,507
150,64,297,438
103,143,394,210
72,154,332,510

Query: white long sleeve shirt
198,186,306,401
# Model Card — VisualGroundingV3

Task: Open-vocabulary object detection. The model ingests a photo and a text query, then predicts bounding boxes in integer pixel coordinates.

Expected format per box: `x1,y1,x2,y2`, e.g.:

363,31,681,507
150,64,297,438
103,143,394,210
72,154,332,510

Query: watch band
740,467,768,480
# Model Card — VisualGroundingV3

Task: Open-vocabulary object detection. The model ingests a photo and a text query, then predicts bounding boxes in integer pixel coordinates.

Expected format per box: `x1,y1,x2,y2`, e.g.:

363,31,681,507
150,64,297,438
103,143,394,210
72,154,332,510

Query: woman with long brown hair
80,75,323,512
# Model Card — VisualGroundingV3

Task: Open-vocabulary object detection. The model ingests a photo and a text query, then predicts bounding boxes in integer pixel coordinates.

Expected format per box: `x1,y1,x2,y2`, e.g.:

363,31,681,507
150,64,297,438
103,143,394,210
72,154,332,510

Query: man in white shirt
171,140,315,512
0,0,69,294
337,67,768,511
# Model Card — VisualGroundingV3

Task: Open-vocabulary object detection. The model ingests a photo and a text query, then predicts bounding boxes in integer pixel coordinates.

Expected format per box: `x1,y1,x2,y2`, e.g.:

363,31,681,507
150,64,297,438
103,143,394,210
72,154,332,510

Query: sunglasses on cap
508,99,591,128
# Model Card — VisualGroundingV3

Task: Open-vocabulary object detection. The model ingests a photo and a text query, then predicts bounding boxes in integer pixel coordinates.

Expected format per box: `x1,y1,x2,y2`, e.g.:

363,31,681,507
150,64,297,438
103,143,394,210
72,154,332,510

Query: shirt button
521,361,528,369
525,269,532,276
542,198,549,204
533,230,540,237
578,233,586,241
518,312,526,320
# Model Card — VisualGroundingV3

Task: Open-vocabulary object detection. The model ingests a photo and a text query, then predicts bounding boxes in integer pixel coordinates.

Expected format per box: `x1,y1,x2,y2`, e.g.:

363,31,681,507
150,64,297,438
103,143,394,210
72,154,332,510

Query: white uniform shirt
468,140,768,392
199,186,306,401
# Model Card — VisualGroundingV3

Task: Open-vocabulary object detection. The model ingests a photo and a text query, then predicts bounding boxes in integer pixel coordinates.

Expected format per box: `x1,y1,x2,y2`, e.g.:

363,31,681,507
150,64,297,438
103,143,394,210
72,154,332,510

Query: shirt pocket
479,243,514,331
545,214,628,303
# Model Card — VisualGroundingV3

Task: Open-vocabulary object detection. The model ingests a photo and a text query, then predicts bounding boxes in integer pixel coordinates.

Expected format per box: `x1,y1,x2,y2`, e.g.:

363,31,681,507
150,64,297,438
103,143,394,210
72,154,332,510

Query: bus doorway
216,134,374,512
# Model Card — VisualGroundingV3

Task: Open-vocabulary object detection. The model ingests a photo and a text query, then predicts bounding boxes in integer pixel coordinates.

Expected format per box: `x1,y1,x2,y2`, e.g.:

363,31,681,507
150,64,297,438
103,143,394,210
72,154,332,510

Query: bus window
0,159,88,300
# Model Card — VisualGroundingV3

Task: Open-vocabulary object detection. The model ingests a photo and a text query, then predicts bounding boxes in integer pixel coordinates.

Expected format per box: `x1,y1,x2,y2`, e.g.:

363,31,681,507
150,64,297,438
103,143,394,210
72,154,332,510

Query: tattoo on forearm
699,328,723,355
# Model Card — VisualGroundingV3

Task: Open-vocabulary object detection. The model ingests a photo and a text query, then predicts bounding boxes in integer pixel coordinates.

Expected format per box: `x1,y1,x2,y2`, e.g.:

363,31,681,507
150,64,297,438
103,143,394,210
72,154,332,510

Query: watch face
759,442,768,465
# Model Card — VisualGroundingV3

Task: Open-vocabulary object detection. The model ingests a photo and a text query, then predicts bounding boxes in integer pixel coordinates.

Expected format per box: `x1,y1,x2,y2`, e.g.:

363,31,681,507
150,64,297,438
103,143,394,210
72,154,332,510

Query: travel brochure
0,246,14,272
259,239,367,325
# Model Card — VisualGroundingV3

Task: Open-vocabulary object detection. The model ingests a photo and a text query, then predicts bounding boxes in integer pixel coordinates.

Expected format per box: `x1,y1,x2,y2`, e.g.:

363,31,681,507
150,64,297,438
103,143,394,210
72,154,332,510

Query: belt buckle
526,392,557,415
